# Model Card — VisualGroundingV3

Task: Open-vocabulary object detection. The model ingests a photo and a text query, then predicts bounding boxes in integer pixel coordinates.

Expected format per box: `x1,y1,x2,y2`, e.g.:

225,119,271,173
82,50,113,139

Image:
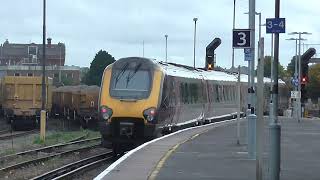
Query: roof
152,59,285,84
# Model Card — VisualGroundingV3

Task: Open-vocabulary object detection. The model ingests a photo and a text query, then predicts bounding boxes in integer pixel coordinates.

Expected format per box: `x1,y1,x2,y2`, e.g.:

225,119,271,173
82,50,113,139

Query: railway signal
206,38,221,70
300,48,316,102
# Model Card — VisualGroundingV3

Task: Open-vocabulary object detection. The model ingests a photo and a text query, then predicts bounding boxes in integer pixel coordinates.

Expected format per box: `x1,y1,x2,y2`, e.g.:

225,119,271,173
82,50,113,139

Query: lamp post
286,38,306,120
165,34,168,63
289,32,311,121
244,11,263,63
193,17,198,69
142,40,145,57
231,0,236,70
40,0,47,141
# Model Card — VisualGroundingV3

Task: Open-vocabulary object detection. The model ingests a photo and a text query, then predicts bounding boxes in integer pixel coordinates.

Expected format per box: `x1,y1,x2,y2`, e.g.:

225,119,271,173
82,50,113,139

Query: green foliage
61,75,73,86
306,64,320,102
262,56,286,78
84,50,116,86
287,55,298,77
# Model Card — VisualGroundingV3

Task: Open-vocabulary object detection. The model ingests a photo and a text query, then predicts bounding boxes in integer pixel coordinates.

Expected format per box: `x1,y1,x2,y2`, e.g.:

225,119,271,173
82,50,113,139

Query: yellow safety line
148,133,201,180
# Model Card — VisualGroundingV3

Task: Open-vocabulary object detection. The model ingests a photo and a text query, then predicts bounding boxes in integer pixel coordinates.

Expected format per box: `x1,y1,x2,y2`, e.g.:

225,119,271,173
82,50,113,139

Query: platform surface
96,117,320,180
156,117,320,180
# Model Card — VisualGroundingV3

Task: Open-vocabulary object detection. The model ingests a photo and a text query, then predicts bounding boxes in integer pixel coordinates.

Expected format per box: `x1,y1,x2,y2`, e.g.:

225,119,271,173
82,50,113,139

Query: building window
71,73,74,78
27,73,33,77
28,46,37,56
54,73,59,78
14,73,20,76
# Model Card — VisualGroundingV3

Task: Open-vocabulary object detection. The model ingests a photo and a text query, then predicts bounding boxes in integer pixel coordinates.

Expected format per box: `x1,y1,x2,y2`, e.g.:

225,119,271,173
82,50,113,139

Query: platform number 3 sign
232,29,251,48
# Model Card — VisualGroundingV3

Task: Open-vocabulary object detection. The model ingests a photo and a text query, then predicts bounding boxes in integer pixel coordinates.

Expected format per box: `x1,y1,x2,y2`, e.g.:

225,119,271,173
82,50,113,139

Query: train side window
184,83,189,104
180,83,184,104
14,73,20,76
215,85,219,102
221,85,225,102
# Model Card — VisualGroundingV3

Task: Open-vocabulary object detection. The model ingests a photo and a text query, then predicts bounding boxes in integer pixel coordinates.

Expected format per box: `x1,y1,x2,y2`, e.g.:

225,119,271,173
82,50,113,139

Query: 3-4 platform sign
266,18,286,34
232,29,251,48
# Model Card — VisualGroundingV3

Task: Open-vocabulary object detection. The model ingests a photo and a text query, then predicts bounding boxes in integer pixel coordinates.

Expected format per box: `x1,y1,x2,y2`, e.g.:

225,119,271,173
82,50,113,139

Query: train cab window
110,62,152,99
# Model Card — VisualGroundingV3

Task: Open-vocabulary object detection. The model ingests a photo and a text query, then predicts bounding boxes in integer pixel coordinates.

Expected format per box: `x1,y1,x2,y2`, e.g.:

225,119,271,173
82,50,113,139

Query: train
98,57,289,155
0,76,52,129
51,85,100,128
0,76,100,129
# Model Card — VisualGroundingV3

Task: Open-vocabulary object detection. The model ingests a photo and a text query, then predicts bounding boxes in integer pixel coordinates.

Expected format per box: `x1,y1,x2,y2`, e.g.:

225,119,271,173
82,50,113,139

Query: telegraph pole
40,0,47,141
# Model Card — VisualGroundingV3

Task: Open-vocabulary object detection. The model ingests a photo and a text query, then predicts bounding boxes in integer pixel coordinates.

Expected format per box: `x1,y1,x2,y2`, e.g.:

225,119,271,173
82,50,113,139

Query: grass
33,129,101,146
0,148,16,157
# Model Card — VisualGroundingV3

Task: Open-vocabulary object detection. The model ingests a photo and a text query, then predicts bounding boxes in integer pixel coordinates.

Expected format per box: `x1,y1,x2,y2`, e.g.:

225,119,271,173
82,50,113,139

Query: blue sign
266,18,286,34
291,77,298,87
233,29,251,48
244,48,253,61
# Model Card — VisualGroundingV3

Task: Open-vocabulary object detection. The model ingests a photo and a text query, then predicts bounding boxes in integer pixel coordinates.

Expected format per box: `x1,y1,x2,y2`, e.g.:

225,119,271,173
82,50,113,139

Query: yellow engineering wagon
1,76,52,129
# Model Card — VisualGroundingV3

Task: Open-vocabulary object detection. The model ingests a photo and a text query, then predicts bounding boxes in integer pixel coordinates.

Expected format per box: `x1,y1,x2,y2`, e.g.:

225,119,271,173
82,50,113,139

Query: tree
84,50,116,86
61,75,73,86
262,56,286,79
306,64,320,103
287,55,298,77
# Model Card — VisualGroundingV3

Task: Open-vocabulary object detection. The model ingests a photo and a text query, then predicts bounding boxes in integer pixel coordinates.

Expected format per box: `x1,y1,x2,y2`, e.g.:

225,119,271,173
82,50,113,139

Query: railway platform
95,117,320,180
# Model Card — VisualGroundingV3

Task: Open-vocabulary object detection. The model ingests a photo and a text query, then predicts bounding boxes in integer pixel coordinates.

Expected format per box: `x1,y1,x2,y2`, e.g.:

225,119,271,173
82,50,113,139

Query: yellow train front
99,57,164,154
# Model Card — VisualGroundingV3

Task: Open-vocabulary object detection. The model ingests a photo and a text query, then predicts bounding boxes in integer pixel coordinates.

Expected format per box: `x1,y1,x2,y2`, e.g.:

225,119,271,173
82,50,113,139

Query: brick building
0,39,82,86
0,38,65,66
0,65,81,85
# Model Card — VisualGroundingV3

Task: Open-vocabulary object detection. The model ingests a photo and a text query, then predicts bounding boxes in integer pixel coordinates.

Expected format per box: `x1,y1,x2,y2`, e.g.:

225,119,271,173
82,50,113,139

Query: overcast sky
0,0,319,68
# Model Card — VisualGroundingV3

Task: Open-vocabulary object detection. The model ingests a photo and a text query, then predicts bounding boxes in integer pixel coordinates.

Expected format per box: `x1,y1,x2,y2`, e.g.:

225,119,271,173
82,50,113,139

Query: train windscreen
110,63,152,99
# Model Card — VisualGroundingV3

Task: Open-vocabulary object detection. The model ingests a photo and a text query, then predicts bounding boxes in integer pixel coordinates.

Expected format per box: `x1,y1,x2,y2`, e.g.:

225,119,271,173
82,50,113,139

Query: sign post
266,2,285,179
232,29,251,148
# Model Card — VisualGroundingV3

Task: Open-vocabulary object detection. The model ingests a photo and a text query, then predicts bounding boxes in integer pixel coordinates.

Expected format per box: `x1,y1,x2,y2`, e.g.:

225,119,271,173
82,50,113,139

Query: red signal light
301,76,308,84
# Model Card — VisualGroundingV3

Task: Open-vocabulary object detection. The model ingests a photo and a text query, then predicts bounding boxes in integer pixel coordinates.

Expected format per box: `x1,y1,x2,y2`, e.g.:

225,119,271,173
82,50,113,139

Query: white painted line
94,113,237,180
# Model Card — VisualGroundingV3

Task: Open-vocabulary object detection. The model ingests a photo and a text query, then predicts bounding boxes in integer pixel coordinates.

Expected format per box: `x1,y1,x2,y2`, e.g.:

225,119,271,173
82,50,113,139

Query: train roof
114,57,285,84
152,59,285,84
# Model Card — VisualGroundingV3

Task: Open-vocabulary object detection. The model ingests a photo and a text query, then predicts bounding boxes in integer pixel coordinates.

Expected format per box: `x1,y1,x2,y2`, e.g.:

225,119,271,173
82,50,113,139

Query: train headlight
143,107,156,122
100,106,113,120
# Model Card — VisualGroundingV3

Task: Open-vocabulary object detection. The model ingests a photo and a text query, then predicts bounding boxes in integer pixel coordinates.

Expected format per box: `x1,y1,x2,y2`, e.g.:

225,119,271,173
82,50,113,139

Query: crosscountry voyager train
98,57,289,154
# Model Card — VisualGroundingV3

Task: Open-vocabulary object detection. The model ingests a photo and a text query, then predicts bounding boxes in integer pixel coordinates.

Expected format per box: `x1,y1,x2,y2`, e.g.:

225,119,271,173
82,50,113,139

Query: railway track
0,129,10,136
0,142,101,173
0,130,37,140
0,137,101,163
31,152,113,180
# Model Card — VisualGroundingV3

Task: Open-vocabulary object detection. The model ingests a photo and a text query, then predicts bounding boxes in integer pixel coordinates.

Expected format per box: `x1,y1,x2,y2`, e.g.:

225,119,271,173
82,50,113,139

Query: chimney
47,38,52,46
